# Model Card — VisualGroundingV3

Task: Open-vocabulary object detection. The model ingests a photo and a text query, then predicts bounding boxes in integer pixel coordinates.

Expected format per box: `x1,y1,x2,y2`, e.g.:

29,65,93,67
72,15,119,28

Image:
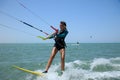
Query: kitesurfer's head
60,21,66,30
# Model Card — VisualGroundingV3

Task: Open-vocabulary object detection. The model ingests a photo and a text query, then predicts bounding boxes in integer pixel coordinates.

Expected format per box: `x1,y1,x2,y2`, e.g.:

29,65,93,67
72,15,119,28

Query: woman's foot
58,71,63,76
42,70,48,73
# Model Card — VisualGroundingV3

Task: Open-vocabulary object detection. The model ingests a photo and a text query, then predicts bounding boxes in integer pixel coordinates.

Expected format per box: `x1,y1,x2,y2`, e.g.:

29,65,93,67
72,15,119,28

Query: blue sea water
0,43,120,80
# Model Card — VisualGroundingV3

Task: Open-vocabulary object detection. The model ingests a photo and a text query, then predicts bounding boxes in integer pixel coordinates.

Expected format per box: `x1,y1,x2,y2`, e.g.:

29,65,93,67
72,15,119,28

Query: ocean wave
26,57,120,80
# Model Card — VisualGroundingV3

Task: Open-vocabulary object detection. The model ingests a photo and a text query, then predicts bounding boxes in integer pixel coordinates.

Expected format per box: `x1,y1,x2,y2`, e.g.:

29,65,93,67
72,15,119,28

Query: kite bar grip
50,26,58,34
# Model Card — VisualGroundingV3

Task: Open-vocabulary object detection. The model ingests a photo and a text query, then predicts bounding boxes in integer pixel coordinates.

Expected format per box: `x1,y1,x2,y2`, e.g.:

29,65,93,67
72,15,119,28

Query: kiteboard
13,65,44,76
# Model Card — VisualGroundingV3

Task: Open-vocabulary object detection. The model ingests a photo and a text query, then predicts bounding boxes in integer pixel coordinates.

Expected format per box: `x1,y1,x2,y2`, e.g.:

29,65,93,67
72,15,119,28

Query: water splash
26,57,120,80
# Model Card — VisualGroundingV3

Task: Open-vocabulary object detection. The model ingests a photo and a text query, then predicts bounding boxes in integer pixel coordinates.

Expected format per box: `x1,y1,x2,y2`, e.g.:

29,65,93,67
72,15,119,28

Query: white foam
25,57,120,80
90,58,111,70
65,60,83,70
73,60,82,64
34,69,120,80
84,71,120,80
110,57,120,61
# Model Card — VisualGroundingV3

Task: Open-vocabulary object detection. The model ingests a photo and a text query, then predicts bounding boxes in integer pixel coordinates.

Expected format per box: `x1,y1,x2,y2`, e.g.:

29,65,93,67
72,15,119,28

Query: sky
0,0,120,43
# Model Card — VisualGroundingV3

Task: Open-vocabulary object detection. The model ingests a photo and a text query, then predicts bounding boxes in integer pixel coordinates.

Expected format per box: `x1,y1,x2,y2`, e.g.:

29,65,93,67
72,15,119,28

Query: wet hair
60,21,66,27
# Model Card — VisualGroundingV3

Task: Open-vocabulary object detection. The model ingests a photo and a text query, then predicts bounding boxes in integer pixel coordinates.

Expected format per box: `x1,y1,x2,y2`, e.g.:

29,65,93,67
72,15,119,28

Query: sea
0,43,120,80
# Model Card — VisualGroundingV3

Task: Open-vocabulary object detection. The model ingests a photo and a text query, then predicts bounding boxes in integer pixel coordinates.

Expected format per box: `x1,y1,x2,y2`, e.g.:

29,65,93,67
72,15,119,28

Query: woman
43,21,68,73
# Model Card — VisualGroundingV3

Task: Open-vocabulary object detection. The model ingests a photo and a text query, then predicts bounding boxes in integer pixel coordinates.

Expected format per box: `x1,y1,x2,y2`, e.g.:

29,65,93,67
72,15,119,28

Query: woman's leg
45,47,58,72
60,48,65,71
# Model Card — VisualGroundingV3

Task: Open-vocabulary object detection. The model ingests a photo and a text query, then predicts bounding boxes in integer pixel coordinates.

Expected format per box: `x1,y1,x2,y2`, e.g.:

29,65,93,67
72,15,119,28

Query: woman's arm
45,32,56,39
44,30,68,40
57,30,68,38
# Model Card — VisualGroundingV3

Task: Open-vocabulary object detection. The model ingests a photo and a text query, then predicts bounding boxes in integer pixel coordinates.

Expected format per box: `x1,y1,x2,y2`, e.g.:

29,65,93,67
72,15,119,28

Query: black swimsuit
54,30,68,50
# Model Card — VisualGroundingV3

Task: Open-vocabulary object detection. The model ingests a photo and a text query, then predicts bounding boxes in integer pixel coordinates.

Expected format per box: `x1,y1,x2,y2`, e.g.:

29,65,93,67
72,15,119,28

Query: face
60,23,65,30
